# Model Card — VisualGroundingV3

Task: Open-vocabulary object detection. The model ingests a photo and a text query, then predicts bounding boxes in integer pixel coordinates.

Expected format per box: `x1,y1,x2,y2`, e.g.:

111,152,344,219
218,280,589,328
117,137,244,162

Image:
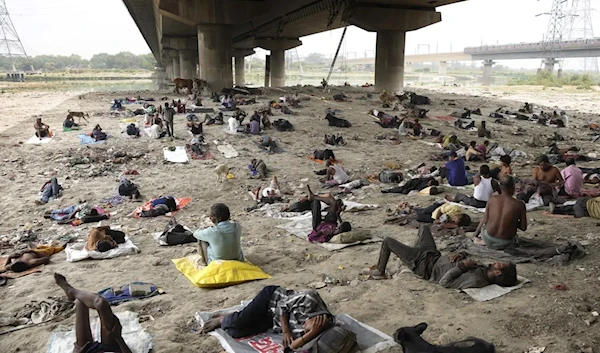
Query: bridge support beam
233,49,255,87
375,31,406,93
543,58,559,73
256,38,302,87
165,63,174,81
438,61,448,76
179,49,197,80
197,24,233,91
481,60,495,86
171,52,181,80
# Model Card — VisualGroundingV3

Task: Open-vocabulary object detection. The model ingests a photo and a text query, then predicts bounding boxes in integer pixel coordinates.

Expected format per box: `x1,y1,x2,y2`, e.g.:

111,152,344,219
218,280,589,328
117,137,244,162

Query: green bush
510,71,597,88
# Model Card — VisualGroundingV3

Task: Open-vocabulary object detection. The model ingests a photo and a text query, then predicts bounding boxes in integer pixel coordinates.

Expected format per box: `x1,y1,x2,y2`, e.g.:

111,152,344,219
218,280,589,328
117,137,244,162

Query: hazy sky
8,0,600,69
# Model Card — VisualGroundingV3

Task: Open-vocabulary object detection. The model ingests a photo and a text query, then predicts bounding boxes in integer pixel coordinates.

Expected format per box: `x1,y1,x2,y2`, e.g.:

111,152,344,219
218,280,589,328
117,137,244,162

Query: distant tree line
0,52,157,71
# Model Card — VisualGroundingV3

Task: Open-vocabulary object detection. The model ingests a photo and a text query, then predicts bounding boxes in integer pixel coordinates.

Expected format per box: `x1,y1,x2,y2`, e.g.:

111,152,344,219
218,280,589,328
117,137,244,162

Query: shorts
481,227,518,250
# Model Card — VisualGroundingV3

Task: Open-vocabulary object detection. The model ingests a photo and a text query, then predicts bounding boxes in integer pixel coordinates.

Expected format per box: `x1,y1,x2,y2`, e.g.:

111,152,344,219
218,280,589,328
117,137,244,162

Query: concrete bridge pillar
233,49,255,87
438,61,448,76
543,58,558,73
179,49,196,80
172,52,181,80
197,24,233,91
481,60,495,86
374,31,406,93
256,38,302,87
165,63,174,81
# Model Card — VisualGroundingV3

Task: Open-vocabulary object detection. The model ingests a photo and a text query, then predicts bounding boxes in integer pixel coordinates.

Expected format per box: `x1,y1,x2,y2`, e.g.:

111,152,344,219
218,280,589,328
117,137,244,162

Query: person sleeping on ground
141,196,177,217
54,274,133,353
126,123,140,138
321,160,349,186
253,176,282,204
201,285,334,350
474,176,527,250
45,203,108,224
85,226,126,252
91,124,107,141
258,135,279,154
414,202,471,229
34,117,51,139
363,225,518,288
306,186,351,243
0,244,64,274
381,176,439,195
36,176,62,205
117,177,141,201
63,115,79,129
446,165,500,208
193,203,244,266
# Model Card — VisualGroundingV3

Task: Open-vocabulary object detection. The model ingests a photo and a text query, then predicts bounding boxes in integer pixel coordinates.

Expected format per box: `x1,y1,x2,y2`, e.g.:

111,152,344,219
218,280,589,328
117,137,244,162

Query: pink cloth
476,144,487,155
308,222,337,243
561,165,583,197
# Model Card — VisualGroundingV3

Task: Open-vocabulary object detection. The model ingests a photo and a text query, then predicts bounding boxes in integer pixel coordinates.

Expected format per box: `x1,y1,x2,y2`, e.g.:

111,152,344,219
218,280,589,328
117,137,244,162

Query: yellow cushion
172,256,271,288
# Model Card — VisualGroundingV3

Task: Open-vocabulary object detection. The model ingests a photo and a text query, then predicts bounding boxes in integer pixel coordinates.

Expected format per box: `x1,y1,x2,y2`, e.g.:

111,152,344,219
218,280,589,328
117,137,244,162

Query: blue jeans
50,205,77,221
41,177,60,203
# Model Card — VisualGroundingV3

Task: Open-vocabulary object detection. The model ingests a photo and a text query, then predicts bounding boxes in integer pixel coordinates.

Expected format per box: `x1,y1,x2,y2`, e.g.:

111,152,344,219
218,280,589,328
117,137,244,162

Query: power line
0,0,31,71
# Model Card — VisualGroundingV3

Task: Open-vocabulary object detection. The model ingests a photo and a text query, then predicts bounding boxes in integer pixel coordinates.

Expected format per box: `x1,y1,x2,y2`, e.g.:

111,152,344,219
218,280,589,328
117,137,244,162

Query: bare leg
200,241,209,266
74,300,94,348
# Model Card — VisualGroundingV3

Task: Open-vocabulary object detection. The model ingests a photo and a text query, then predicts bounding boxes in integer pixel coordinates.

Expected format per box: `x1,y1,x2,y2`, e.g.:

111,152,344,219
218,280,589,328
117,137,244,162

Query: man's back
194,221,244,263
446,158,467,186
485,195,525,240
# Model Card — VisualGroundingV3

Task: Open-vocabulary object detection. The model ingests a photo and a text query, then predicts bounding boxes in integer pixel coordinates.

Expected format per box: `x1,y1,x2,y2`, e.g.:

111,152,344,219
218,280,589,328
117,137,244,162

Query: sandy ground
0,84,599,353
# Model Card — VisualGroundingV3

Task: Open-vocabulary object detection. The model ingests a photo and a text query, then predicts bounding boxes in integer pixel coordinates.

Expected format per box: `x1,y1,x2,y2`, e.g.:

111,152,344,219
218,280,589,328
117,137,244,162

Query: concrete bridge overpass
343,38,600,84
123,0,466,92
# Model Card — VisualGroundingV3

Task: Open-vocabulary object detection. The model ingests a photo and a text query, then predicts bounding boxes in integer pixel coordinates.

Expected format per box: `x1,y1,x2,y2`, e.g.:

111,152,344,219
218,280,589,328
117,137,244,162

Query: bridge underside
124,0,465,92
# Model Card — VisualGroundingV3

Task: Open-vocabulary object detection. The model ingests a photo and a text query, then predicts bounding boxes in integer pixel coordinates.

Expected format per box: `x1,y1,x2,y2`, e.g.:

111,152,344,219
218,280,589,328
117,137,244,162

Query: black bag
105,229,126,244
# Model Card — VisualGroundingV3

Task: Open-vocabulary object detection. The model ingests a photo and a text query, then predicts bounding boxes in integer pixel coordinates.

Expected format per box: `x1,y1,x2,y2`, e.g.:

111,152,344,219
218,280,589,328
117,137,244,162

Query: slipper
0,277,6,286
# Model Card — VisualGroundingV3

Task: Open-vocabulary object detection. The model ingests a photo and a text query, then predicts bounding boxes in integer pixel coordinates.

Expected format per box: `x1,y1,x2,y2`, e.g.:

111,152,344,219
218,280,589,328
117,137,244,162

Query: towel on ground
196,305,396,353
462,276,530,301
98,282,164,305
25,135,53,144
276,213,381,251
215,143,239,158
65,238,140,262
446,235,585,266
78,134,107,145
62,126,81,132
163,146,189,163
46,311,152,353
307,156,341,164
130,197,191,218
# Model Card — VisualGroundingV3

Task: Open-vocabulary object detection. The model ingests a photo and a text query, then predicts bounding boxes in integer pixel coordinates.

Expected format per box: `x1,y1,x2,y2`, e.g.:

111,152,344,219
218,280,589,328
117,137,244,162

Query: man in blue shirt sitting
443,151,468,186
193,203,244,266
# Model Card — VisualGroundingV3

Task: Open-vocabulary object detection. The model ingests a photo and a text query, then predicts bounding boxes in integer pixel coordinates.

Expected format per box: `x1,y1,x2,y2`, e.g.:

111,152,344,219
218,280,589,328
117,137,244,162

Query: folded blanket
130,197,191,218
163,146,189,163
98,282,163,305
446,236,585,266
46,311,152,353
196,305,396,353
65,238,140,262
463,276,530,301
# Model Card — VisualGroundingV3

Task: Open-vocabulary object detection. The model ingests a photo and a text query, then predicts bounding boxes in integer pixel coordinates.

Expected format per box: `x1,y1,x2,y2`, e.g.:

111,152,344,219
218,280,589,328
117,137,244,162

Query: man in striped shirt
202,286,333,349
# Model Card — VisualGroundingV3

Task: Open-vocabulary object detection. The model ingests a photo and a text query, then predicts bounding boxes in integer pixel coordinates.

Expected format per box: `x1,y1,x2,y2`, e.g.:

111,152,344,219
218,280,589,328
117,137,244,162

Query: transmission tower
0,0,30,71
541,0,568,73
563,0,598,73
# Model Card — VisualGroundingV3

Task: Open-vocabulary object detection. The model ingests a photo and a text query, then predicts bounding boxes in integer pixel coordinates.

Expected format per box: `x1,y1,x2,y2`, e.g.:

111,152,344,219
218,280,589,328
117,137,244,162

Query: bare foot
360,268,387,280
445,195,455,202
201,317,224,333
473,237,485,246
54,273,76,301
35,200,44,206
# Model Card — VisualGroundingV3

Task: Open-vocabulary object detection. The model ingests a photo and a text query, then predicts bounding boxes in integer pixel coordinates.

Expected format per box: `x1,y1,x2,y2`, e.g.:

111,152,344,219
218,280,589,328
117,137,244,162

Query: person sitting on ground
476,140,490,156
188,121,203,136
201,285,334,350
34,118,51,139
363,225,518,288
228,116,240,134
54,274,133,353
0,244,64,274
148,118,166,139
560,158,583,198
322,160,349,186
141,196,177,217
442,135,463,151
258,135,278,154
117,177,141,201
248,118,261,135
478,121,491,138
466,141,485,162
261,112,271,129
442,151,468,186
126,123,140,137
234,108,247,125
36,176,62,205
193,203,244,266
413,118,423,137
250,158,267,179
85,226,126,252
91,124,107,141
490,155,512,180
306,186,351,243
474,176,527,250
415,202,471,229
446,165,500,208
533,154,563,185
63,115,79,129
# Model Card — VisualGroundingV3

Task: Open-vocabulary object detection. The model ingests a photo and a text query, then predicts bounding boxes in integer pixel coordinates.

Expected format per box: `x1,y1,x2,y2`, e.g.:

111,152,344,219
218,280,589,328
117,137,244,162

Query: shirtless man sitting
533,155,563,184
474,176,527,250
34,117,51,139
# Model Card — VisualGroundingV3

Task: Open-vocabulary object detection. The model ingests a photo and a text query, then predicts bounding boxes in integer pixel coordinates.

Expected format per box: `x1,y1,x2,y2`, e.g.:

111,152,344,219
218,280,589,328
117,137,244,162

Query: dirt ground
0,83,599,353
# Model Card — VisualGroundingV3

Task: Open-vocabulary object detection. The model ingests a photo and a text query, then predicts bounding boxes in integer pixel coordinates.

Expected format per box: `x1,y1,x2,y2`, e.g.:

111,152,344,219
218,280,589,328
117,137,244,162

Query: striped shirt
269,287,332,338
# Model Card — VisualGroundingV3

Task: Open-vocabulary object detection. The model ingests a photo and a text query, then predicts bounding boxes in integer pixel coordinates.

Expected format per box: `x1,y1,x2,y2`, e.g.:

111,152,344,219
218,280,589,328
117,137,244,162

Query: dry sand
0,84,599,353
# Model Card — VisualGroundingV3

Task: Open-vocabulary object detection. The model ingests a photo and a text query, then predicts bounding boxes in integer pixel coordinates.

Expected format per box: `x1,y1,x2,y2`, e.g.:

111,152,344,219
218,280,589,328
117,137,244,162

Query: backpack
313,326,359,353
